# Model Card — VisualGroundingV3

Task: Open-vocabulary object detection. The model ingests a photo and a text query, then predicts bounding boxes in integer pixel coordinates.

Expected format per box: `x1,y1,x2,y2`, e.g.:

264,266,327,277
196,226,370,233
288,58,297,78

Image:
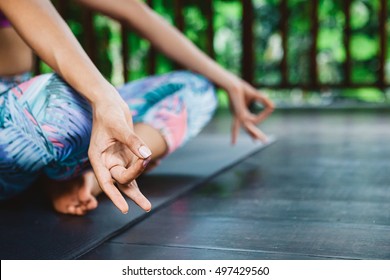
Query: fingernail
143,158,151,168
139,146,152,158
122,210,128,214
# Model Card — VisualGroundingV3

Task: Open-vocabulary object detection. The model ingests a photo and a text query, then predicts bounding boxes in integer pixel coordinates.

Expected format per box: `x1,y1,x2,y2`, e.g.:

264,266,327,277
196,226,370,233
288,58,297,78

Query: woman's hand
88,96,152,214
225,78,275,145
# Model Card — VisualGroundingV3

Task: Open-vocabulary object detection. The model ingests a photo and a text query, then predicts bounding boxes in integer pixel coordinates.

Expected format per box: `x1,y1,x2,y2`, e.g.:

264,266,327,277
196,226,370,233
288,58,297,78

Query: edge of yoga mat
0,135,275,260
75,136,276,260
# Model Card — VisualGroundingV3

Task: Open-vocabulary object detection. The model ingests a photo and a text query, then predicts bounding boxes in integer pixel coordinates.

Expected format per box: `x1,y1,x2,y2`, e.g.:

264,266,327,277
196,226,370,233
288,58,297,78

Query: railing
40,0,389,92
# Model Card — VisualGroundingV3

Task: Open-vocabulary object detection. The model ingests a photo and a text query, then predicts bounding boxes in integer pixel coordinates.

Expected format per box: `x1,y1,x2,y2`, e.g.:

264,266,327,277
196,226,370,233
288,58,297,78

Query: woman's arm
0,0,152,214
77,0,237,91
77,0,274,143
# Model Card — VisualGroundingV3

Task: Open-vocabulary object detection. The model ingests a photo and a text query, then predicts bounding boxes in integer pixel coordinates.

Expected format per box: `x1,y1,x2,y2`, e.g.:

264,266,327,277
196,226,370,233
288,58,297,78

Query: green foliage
341,88,385,103
351,35,378,61
51,0,388,106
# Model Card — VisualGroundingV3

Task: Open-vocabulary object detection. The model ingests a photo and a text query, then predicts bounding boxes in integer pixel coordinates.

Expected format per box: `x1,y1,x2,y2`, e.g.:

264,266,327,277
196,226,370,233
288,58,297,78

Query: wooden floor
81,109,390,260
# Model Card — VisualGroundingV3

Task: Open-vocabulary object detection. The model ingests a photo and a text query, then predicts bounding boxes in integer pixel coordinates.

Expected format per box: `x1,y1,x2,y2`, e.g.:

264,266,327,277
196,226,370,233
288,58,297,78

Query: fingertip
231,132,238,145
143,158,151,168
144,201,152,213
111,192,129,214
121,206,129,215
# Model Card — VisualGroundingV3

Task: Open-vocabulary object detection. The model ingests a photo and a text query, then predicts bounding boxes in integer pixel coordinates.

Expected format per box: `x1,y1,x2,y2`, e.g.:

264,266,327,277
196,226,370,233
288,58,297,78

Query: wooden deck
81,109,390,260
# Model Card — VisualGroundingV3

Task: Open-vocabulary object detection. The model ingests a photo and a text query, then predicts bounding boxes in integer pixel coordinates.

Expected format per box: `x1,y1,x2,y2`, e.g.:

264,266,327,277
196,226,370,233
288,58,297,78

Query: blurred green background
43,0,390,107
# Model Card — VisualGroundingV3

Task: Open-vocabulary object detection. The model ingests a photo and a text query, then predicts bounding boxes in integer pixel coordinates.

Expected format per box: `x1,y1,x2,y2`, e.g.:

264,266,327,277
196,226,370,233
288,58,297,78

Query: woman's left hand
88,96,152,214
225,78,275,144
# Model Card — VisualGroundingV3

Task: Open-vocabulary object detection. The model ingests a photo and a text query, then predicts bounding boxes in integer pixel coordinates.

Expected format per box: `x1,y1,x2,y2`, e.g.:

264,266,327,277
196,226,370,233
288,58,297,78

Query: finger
116,129,152,160
244,122,269,143
89,151,129,214
257,92,275,109
122,112,152,160
255,109,273,124
253,93,275,124
110,158,147,185
231,117,240,145
118,180,152,212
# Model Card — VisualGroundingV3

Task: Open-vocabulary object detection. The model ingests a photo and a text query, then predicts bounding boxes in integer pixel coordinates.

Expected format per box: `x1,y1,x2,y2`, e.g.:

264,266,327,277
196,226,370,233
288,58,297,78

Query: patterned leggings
0,71,217,199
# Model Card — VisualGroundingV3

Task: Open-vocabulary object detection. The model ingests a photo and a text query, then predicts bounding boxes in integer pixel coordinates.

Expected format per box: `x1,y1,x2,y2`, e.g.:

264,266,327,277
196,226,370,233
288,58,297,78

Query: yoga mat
0,133,274,259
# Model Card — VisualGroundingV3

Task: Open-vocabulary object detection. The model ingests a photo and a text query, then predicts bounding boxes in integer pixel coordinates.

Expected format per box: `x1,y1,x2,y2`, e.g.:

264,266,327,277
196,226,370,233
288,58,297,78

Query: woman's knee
170,71,218,134
0,73,93,196
35,74,93,180
3,73,92,181
141,71,218,153
168,70,218,113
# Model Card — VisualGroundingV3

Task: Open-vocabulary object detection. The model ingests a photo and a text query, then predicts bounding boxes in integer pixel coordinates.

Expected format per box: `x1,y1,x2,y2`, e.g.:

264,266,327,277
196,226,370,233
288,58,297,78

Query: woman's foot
47,171,102,216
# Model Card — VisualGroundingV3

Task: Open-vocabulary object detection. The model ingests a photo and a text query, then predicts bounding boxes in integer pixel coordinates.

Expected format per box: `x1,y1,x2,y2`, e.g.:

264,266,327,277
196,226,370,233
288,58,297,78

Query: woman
0,0,274,215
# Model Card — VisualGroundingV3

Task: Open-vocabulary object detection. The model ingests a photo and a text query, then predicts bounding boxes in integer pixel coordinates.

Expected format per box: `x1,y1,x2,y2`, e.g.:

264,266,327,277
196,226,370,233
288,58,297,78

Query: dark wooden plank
174,0,185,32
82,8,97,63
309,0,319,86
81,243,332,260
343,0,352,85
160,196,390,226
121,25,129,82
205,0,215,59
241,0,254,84
173,0,185,70
279,0,289,86
378,0,388,88
253,82,390,90
147,0,157,75
33,55,41,75
98,110,390,260
111,212,390,259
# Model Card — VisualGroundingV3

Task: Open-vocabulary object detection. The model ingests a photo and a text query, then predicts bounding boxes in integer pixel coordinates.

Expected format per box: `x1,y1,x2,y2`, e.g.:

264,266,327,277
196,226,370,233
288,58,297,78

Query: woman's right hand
88,94,153,214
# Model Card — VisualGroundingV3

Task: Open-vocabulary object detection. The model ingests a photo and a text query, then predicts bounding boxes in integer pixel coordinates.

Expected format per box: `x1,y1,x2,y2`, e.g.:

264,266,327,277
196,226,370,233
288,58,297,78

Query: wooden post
280,0,288,86
242,0,255,85
378,0,388,89
309,0,319,86
147,0,157,75
121,25,129,82
205,0,215,59
343,0,352,85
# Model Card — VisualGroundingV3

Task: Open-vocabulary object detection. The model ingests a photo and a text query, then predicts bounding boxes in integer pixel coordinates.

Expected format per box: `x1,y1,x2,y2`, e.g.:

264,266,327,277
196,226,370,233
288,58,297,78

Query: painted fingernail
143,158,151,168
139,146,152,158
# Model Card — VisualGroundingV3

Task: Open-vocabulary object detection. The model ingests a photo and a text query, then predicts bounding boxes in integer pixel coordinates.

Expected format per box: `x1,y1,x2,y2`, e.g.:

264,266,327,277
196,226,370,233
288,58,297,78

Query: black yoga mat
0,134,274,260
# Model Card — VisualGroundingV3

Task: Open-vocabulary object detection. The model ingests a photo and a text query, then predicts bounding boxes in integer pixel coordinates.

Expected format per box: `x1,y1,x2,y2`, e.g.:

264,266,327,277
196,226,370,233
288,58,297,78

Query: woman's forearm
0,0,120,106
77,0,241,91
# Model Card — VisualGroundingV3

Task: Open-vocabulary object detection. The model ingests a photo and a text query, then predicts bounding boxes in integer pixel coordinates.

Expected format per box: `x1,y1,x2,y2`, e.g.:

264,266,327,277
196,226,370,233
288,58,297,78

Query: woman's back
0,11,33,76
